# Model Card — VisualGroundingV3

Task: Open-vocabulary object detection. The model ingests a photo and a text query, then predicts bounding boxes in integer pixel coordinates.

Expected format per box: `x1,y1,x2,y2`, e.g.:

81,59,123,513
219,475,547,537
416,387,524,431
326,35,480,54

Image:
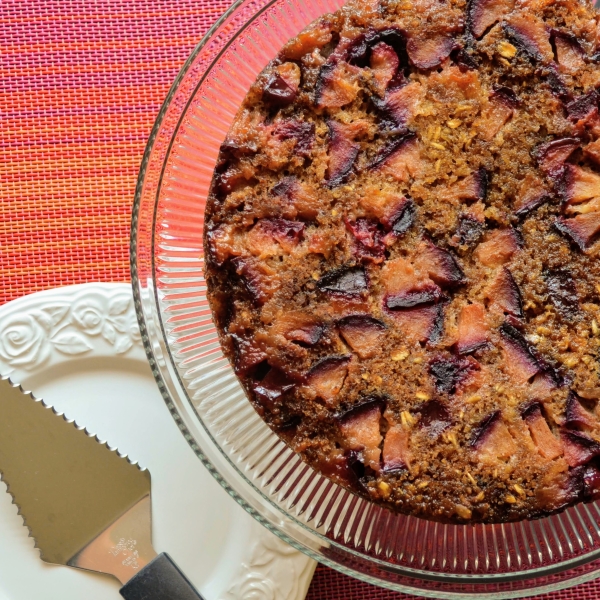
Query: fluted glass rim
130,0,600,596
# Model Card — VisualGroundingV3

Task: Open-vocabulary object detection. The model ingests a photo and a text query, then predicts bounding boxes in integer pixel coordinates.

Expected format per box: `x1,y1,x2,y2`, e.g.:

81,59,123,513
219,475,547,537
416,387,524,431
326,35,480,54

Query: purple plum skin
317,266,368,296
325,120,360,188
544,269,579,320
253,368,296,408
499,322,543,378
263,73,297,107
417,399,452,437
429,355,479,395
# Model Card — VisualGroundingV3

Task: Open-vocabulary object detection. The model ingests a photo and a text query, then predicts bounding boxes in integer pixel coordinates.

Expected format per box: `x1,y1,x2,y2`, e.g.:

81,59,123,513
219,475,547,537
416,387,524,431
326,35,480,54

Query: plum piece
522,402,563,459
429,355,480,394
338,398,384,470
258,219,304,256
551,30,586,74
457,303,489,354
305,355,351,404
503,14,553,63
207,223,244,266
381,256,432,297
317,448,371,490
559,165,600,206
544,66,572,103
388,197,416,235
529,371,560,400
270,176,319,220
382,255,444,308
253,367,296,409
486,267,524,318
376,81,423,129
231,257,278,305
263,73,298,108
317,449,365,490
467,0,515,39
368,131,418,172
534,137,579,174
474,228,520,267
216,165,252,196
583,464,600,500
450,46,479,71
270,311,324,347
538,363,569,391
445,171,490,209
375,136,422,183
277,61,301,88
273,120,315,158
325,120,360,188
282,18,333,59
381,258,445,336
418,399,452,437
231,334,268,377
337,315,387,359
323,289,373,314
386,286,443,310
555,212,600,251
341,31,372,62
477,91,516,141
358,188,411,231
544,269,579,320
316,61,360,109
406,34,456,70
382,425,412,471
414,239,465,288
345,450,370,486
514,172,550,217
344,28,408,69
453,167,489,202
453,215,485,247
471,411,517,465
561,430,600,467
584,139,600,166
370,28,409,65
492,85,519,108
345,218,386,263
246,218,304,257
567,197,600,216
566,90,599,124
499,322,542,383
318,266,368,297
370,42,400,96
537,464,584,511
388,302,446,343
565,391,598,430
427,302,446,344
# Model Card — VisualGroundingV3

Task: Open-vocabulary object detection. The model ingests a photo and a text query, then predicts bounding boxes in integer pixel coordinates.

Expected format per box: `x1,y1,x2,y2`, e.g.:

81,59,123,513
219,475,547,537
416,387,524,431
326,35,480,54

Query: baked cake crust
204,0,600,523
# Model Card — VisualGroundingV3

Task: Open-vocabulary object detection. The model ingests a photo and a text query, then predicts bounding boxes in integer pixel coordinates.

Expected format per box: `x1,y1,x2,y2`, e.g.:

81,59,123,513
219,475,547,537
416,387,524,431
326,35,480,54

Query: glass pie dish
131,0,600,596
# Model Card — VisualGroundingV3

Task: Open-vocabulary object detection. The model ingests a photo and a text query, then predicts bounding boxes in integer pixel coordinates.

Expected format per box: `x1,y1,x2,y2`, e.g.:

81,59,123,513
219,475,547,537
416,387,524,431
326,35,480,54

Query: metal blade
0,376,153,580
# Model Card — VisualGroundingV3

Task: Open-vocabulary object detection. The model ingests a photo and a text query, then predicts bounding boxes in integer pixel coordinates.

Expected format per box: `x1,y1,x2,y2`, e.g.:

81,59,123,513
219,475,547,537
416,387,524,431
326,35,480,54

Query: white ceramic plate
0,283,316,600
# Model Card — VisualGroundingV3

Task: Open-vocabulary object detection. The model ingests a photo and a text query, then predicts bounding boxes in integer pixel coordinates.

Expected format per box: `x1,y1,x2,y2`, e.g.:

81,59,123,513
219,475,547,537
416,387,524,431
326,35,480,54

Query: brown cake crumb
204,0,600,523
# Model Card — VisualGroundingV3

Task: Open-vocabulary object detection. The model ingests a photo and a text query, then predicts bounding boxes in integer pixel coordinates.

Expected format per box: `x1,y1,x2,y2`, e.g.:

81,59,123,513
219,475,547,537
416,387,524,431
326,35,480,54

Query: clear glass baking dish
130,0,600,596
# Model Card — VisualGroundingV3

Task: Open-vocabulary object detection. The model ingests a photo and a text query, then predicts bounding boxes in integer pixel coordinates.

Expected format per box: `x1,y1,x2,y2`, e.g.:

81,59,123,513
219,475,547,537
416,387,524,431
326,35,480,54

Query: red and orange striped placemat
2,2,600,599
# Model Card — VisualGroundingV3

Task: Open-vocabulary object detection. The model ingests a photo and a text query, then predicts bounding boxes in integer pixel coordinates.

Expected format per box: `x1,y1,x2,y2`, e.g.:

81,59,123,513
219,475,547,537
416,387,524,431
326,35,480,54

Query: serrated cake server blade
0,376,204,600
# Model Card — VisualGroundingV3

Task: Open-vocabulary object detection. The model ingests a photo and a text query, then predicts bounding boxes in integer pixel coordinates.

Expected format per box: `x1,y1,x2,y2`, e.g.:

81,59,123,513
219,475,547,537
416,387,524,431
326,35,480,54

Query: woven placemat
2,1,600,599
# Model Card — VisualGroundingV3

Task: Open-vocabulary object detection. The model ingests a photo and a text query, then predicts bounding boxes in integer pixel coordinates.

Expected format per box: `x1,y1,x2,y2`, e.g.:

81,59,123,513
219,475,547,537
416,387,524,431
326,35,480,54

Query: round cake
204,0,600,523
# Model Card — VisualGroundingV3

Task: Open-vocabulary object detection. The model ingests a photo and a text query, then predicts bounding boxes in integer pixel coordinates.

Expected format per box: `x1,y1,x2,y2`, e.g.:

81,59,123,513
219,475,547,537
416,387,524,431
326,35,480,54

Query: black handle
119,552,205,600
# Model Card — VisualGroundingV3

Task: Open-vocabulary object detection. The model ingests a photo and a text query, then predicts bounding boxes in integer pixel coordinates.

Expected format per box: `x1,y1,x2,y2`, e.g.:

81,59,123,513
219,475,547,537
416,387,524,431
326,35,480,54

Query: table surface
2,1,600,599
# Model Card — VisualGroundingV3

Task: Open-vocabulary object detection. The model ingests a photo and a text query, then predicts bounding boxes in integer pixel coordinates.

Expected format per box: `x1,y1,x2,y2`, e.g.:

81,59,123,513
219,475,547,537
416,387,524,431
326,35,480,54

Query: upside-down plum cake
205,0,600,523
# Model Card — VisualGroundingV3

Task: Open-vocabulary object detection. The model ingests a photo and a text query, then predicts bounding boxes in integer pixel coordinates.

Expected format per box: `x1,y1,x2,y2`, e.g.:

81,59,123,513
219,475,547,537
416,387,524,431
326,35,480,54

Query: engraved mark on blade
110,538,141,570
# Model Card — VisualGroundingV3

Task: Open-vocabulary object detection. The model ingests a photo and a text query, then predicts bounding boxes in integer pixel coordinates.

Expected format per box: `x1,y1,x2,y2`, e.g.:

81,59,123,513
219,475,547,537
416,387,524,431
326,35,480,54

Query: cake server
0,375,204,600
